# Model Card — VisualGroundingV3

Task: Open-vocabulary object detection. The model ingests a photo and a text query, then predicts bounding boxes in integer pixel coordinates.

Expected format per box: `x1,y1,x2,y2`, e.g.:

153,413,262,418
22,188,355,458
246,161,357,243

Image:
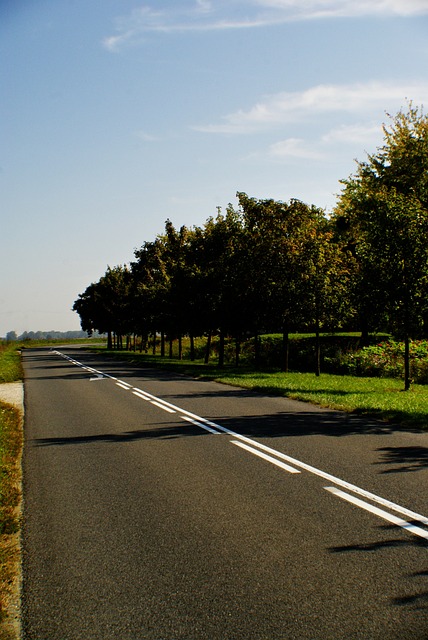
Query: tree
131,237,172,353
73,265,132,349
334,104,428,389
190,207,245,367
236,193,350,372
299,216,353,375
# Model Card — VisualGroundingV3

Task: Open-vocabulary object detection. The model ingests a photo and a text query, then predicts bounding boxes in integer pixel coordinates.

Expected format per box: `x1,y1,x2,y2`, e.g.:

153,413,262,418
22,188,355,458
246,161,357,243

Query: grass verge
0,402,22,638
0,343,23,639
92,348,428,430
0,347,23,385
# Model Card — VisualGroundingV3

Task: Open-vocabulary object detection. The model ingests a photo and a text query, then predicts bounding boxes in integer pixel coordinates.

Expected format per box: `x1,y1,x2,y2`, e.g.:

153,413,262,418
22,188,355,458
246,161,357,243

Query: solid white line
232,440,300,474
325,487,428,541
181,415,220,434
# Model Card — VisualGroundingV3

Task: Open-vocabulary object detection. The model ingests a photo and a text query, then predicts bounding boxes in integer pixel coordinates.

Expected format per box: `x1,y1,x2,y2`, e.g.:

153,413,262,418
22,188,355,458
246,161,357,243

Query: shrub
339,340,428,383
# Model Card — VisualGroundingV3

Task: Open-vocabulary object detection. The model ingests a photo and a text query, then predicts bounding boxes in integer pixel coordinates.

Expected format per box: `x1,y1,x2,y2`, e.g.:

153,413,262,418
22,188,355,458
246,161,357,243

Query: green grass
214,370,428,429
91,347,428,429
0,345,23,384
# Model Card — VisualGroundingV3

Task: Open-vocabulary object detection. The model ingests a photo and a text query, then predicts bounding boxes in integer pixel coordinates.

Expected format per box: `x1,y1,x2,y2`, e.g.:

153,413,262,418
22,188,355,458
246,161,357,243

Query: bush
221,334,369,371
339,340,428,383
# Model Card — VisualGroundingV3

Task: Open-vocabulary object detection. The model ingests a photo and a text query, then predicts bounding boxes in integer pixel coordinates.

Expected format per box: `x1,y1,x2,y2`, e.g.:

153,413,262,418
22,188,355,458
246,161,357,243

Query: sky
1,0,428,337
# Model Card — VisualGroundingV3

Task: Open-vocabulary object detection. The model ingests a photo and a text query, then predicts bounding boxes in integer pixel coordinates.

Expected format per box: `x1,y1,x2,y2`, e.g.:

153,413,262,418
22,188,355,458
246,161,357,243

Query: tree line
73,105,428,388
5,330,91,342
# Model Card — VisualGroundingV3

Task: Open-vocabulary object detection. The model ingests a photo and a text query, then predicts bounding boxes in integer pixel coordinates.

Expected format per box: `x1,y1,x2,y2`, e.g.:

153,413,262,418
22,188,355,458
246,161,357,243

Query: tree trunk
169,336,173,359
404,334,411,391
204,330,212,364
282,325,289,373
254,329,260,370
218,330,225,368
178,334,183,360
107,330,113,350
315,314,321,377
152,332,156,355
235,335,240,368
161,331,165,357
190,334,195,361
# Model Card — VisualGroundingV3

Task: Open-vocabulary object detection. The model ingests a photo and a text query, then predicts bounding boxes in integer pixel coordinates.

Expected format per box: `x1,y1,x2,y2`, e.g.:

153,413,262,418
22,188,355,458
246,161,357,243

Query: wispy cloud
135,130,162,142
103,0,428,51
269,137,324,159
321,122,382,145
256,0,428,20
198,80,428,167
266,123,384,163
193,81,428,134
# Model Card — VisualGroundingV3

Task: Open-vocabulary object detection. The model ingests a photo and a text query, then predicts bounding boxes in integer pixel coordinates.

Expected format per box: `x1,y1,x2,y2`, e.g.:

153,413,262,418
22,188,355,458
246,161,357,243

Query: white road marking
325,487,428,541
132,389,175,413
181,415,221,435
116,382,131,390
232,440,300,474
53,349,428,539
132,390,151,401
150,400,176,414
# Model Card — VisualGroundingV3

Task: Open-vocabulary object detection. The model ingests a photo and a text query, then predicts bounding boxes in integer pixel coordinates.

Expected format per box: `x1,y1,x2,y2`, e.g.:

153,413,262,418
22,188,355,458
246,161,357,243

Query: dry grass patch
0,402,23,639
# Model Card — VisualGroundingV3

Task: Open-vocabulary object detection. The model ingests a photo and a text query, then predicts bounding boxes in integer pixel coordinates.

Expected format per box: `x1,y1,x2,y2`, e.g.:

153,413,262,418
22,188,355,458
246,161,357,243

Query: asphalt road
21,347,428,639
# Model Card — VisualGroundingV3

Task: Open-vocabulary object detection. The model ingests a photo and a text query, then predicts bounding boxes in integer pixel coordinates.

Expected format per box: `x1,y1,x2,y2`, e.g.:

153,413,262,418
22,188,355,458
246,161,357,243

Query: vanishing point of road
21,347,428,639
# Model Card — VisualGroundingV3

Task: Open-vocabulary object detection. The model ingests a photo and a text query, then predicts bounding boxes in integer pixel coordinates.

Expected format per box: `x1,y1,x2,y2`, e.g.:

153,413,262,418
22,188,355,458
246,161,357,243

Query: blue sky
1,0,428,336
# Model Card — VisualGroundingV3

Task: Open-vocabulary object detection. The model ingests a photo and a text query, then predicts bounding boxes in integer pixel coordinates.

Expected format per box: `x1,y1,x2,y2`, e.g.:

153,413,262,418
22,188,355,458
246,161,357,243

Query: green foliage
334,104,428,389
340,340,428,383
0,344,23,384
335,104,428,337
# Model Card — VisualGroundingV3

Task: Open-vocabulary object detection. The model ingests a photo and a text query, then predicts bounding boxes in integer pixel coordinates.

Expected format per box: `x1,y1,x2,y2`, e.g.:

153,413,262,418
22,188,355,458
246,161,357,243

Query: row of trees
5,330,90,342
73,105,428,387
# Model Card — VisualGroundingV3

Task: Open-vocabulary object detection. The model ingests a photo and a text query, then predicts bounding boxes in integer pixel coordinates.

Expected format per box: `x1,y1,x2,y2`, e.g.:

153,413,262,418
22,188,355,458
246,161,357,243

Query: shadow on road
375,446,428,474
328,525,428,611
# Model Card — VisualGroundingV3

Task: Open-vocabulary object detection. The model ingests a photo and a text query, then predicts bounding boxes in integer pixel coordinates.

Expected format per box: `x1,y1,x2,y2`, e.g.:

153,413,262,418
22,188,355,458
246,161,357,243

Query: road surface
21,347,428,639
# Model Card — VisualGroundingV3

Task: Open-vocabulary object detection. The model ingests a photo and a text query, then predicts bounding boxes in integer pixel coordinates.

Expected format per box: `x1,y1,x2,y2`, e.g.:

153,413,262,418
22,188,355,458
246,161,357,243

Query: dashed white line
132,391,150,401
116,382,132,390
150,400,176,414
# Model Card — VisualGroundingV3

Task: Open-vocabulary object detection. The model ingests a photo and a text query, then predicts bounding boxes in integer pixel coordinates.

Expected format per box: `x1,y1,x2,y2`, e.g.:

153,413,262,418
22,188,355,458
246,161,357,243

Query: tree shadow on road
328,524,428,612
375,446,428,474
